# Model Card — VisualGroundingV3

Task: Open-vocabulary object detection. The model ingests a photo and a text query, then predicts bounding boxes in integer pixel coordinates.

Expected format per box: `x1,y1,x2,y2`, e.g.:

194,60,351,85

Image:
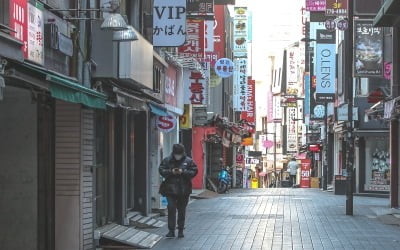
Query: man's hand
172,168,183,175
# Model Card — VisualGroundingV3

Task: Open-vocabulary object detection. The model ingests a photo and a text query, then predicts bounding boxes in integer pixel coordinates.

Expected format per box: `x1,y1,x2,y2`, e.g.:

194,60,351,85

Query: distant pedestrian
288,157,299,187
159,144,198,238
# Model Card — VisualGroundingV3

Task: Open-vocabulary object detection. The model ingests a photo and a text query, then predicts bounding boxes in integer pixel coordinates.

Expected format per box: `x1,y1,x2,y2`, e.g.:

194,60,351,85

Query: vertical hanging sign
153,0,187,47
286,107,298,153
233,7,248,57
316,30,336,102
286,46,299,96
233,58,247,111
10,0,28,57
178,19,205,60
27,2,44,65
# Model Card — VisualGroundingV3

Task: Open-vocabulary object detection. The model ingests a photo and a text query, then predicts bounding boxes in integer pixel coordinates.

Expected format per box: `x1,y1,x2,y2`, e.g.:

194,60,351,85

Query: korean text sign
178,19,205,60
153,0,186,47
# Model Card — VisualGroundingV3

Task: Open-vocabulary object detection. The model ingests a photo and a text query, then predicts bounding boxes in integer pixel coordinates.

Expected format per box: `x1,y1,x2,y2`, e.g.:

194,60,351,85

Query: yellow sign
180,104,192,129
242,137,253,146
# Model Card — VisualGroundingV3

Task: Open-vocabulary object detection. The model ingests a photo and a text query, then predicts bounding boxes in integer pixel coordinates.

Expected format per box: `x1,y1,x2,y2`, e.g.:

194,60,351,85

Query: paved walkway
149,188,400,250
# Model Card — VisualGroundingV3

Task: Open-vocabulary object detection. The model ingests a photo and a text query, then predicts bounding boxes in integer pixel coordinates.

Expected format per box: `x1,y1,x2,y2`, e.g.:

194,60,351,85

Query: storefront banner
306,0,326,11
180,104,192,129
10,0,28,57
286,46,299,96
354,20,383,77
156,115,177,133
233,58,247,111
27,3,44,65
178,19,205,60
241,78,255,123
186,0,214,18
286,107,298,153
204,5,225,67
325,0,348,16
153,0,186,47
204,20,214,52
165,64,178,108
183,69,208,105
233,7,248,57
300,159,311,188
316,30,336,103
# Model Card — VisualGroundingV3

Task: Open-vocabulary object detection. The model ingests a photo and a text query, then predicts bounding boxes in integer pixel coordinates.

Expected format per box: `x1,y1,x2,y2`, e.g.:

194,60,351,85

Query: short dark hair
291,157,296,161
172,144,185,154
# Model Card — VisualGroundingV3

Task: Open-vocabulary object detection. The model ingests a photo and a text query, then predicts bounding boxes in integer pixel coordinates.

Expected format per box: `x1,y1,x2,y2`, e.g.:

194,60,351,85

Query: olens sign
156,115,176,133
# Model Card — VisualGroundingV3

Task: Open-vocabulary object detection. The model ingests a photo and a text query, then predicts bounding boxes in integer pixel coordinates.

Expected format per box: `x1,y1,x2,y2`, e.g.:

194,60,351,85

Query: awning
374,0,400,27
22,62,107,109
47,75,106,109
148,103,168,116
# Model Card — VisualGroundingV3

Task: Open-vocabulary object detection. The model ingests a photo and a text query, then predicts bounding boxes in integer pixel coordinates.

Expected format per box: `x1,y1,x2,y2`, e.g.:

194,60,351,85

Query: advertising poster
300,159,311,188
316,30,336,103
178,19,205,60
233,58,247,111
354,20,383,77
233,7,248,57
153,0,186,47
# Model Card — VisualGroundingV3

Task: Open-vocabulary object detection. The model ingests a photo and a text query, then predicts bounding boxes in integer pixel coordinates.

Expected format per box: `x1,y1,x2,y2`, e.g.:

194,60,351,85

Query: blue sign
304,73,310,115
316,30,336,103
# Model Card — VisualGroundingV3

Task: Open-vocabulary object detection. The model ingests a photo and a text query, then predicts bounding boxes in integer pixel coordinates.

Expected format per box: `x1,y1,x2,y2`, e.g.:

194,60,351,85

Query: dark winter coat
159,155,198,196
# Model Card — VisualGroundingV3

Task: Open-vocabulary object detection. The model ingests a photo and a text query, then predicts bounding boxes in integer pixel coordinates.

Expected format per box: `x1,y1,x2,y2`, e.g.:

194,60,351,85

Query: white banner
233,58,247,111
205,20,214,52
232,7,248,57
286,107,298,153
286,46,299,96
153,0,186,47
28,3,44,65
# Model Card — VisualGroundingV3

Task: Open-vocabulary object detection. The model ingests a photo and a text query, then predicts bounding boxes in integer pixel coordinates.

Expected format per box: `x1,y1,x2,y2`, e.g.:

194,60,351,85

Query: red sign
10,0,28,57
309,144,321,152
178,19,205,60
300,159,311,188
156,115,176,133
205,5,225,66
241,78,255,123
165,64,178,108
236,154,244,164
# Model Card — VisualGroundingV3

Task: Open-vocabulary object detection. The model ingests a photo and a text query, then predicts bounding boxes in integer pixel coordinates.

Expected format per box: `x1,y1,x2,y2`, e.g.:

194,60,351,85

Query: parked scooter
217,166,231,193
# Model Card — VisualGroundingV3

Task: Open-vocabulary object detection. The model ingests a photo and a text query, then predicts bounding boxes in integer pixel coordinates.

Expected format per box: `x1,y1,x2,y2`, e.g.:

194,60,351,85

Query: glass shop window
364,136,390,192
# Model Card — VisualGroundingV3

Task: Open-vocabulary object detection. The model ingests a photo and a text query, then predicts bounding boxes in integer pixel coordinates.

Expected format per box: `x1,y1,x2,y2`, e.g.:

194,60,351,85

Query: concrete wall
0,86,38,250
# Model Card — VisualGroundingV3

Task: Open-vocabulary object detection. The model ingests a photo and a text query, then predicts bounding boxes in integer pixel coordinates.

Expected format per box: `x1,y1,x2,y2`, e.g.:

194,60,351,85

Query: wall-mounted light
113,25,138,41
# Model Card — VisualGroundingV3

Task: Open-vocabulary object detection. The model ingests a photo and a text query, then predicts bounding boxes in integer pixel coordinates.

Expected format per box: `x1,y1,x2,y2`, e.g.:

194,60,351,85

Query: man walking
159,144,198,238
288,157,299,187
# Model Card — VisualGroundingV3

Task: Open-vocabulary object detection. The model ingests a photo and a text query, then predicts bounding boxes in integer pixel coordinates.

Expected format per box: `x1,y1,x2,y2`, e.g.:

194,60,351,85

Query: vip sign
153,0,186,47
156,115,176,133
316,30,336,102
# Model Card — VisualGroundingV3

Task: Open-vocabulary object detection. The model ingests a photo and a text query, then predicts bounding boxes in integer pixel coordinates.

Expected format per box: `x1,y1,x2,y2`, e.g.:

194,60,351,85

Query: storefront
356,133,390,193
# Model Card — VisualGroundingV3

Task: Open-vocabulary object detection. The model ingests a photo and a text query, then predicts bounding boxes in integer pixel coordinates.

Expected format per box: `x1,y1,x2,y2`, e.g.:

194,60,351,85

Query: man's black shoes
165,231,175,238
178,230,184,238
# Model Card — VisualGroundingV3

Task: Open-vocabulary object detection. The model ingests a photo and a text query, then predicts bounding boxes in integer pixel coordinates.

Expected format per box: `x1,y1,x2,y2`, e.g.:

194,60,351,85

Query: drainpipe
390,27,399,208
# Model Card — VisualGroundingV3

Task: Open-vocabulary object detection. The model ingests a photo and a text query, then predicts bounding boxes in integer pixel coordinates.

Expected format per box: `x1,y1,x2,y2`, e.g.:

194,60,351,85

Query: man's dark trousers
290,175,296,187
166,195,190,231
